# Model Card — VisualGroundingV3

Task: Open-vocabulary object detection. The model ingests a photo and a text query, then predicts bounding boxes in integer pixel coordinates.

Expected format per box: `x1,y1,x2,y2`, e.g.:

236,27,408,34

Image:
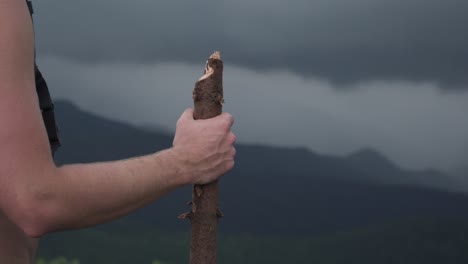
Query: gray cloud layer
34,0,468,88
40,57,468,171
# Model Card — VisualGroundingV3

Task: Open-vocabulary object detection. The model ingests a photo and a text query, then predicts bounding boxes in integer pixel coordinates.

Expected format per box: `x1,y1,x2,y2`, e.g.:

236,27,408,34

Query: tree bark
179,51,224,264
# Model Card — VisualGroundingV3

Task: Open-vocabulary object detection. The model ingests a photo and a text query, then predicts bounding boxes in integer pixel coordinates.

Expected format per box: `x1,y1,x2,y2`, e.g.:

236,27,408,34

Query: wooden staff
179,51,224,264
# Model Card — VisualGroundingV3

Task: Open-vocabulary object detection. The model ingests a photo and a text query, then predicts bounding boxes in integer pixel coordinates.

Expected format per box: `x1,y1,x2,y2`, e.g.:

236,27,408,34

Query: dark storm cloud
33,0,468,89
34,0,468,88
40,57,468,170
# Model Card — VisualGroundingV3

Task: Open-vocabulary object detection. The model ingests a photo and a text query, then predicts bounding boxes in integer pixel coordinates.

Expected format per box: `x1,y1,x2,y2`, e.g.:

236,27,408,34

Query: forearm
29,148,189,236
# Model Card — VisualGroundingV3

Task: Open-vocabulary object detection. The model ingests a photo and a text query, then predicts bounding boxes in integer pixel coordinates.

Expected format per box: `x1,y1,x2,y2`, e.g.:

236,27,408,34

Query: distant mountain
454,166,468,178
52,101,468,235
345,149,466,191
53,101,173,164
345,148,401,177
138,123,173,135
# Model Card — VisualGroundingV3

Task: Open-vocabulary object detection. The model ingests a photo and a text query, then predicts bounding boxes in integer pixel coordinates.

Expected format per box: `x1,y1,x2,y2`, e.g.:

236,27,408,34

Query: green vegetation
36,257,169,264
36,257,80,264
38,219,468,264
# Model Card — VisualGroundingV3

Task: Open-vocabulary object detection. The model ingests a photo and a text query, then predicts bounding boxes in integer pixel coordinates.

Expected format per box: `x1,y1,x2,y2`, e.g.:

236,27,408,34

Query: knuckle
224,112,233,121
226,160,235,171
221,113,234,128
181,109,193,122
229,133,237,145
176,118,184,128
227,113,234,124
184,108,193,115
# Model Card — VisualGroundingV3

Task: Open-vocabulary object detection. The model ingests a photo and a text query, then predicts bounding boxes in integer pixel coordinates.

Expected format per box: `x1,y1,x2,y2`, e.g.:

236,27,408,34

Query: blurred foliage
36,257,80,264
37,218,468,264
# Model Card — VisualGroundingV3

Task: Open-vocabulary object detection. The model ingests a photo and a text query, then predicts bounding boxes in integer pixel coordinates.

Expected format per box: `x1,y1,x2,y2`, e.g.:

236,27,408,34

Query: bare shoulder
0,0,35,81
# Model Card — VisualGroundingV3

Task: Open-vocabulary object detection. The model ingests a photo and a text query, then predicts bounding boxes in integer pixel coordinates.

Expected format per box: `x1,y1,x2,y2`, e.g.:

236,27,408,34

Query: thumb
180,108,194,120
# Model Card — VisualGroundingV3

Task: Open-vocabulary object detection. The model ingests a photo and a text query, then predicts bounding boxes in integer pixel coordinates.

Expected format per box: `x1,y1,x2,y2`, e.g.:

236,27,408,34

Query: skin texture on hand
172,108,236,185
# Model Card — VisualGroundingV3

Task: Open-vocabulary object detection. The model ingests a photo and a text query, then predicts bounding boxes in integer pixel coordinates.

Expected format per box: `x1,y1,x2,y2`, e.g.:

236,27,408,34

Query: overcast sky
32,0,468,171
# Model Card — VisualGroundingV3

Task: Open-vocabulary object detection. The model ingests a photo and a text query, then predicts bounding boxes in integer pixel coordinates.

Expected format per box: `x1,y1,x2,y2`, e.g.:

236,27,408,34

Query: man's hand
172,109,236,185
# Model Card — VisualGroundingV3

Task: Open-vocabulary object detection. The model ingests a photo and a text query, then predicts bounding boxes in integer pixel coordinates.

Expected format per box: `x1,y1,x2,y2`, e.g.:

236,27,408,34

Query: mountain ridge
52,100,468,235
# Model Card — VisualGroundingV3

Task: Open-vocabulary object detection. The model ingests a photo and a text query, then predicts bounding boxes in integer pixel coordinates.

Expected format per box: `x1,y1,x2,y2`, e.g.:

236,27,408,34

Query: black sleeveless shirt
27,0,61,153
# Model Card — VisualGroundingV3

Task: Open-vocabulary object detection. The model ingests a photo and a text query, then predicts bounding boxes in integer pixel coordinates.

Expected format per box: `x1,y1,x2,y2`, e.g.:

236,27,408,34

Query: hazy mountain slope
345,149,466,191
53,101,173,164
52,101,468,235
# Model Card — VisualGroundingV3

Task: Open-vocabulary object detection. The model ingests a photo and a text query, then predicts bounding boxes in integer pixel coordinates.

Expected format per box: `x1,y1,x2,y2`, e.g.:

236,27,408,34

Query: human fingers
228,132,237,145
224,160,235,172
229,146,237,160
220,132,237,150
222,146,236,165
176,109,194,128
213,112,234,131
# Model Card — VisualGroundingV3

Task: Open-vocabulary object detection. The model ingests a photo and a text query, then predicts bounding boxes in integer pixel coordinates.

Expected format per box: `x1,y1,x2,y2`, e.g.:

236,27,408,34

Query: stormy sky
32,0,468,171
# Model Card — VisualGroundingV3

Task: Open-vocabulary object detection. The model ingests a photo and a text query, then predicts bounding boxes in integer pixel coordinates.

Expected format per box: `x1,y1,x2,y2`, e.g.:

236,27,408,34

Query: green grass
38,218,468,264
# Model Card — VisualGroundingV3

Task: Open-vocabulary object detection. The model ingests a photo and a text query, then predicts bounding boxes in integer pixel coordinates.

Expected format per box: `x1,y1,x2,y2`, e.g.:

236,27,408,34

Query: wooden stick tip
210,51,221,60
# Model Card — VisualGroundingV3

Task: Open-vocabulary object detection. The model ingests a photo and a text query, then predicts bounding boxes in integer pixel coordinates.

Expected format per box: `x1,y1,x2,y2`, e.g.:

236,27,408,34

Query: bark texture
182,52,224,264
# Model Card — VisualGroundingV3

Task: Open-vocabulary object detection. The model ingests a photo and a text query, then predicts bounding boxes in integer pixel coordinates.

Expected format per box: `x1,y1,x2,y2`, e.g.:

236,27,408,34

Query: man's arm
0,0,236,238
